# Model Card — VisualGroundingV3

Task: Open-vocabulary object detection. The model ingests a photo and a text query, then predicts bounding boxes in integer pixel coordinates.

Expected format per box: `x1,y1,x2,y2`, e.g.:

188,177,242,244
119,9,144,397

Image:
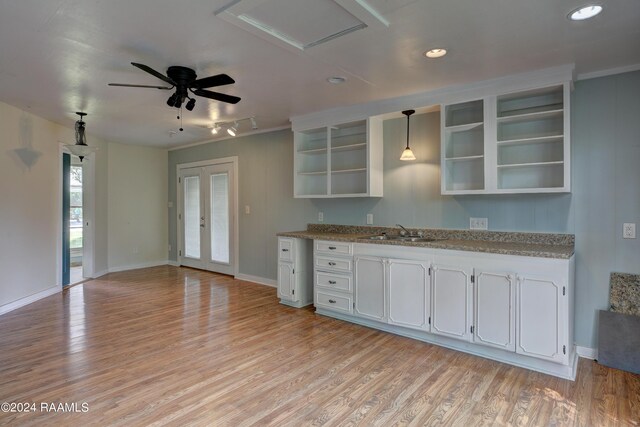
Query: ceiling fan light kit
109,62,241,131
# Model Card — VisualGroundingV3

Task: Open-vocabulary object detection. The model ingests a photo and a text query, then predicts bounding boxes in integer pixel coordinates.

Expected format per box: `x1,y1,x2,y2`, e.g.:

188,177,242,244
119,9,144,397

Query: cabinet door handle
328,299,337,304
328,280,337,284
329,246,337,250
328,262,336,266
282,249,289,252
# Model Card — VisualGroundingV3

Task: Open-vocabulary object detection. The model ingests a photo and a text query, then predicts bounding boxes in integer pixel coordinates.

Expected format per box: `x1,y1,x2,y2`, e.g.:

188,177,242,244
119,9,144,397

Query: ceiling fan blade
193,89,241,104
191,74,235,89
108,83,172,90
131,62,175,85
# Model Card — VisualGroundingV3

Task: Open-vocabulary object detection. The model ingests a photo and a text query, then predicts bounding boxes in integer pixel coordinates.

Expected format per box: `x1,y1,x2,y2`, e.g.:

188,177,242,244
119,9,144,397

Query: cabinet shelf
497,135,563,146
298,147,328,154
298,170,327,176
331,143,366,152
497,161,564,169
497,109,563,124
444,122,484,133
445,155,484,162
331,168,366,174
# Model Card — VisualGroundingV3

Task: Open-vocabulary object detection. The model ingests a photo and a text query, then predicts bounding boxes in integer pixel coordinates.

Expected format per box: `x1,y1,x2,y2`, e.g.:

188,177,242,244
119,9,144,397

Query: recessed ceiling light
425,48,447,58
568,5,603,21
327,76,346,84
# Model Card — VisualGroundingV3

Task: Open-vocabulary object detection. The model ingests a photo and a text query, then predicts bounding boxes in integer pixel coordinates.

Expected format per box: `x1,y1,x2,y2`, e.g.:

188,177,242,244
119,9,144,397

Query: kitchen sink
363,235,444,243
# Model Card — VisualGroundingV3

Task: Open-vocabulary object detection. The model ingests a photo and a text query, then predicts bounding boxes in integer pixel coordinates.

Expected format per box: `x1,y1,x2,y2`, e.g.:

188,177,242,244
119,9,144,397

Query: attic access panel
215,0,388,52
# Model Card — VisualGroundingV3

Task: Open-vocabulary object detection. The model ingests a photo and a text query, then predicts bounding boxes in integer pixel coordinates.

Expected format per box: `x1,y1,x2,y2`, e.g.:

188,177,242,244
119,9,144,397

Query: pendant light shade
400,109,416,161
65,112,98,162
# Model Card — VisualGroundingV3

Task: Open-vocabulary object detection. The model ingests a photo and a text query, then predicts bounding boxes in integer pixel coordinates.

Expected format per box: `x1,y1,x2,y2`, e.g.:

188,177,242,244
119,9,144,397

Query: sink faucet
396,224,424,237
396,224,411,236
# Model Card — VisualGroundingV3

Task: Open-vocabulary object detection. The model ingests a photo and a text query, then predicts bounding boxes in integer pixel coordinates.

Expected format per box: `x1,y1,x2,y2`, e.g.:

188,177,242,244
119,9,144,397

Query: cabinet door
277,262,297,302
516,275,566,363
474,270,515,351
387,259,430,331
354,256,386,322
431,264,472,341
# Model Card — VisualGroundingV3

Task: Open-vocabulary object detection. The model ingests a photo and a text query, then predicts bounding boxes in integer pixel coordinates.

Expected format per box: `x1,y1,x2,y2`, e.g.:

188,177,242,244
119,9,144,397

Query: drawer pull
282,249,289,252
329,246,337,250
328,262,336,266
328,280,337,284
328,299,337,304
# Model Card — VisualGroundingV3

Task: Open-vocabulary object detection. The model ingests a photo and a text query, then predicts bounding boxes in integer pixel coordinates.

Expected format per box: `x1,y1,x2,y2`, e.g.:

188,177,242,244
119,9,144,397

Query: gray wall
168,70,640,348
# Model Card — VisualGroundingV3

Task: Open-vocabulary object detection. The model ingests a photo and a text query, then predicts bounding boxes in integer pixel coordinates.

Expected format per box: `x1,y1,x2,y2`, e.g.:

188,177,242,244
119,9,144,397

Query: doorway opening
69,158,84,284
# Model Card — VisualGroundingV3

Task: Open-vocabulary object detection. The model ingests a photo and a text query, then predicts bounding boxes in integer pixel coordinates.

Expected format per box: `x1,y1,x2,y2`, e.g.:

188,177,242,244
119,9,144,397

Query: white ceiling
0,0,639,148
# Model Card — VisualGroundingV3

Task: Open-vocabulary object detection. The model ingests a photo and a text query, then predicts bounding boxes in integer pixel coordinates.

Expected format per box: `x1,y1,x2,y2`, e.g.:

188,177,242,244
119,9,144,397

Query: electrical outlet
366,213,373,225
318,212,324,222
168,244,171,252
245,205,251,214
470,217,488,230
623,223,636,239
168,201,173,208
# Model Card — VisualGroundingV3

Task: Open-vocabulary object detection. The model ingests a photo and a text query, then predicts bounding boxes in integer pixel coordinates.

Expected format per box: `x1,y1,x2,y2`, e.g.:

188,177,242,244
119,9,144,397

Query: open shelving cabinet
294,117,383,198
441,83,571,195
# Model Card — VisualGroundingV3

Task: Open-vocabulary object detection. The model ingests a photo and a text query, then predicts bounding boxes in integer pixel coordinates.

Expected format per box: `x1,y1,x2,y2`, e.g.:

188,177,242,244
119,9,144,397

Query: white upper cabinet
293,117,383,198
441,82,571,194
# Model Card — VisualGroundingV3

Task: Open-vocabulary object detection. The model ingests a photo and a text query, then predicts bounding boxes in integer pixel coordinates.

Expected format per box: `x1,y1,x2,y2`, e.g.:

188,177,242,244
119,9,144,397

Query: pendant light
400,109,416,161
65,112,98,162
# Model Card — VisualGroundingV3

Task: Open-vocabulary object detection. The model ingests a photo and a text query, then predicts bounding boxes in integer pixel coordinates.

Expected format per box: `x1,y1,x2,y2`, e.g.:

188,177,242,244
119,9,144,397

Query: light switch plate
245,205,250,214
470,217,488,230
623,223,636,239
318,212,324,222
366,213,373,225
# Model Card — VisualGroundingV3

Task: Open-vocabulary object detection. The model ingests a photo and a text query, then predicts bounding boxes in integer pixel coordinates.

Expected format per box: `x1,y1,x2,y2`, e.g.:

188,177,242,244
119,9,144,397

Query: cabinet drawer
315,256,352,272
316,291,352,314
315,240,353,256
278,238,295,262
316,272,352,292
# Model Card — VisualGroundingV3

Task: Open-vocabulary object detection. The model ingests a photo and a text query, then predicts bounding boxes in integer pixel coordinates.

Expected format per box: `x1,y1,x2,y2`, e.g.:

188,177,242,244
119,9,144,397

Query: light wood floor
0,266,638,426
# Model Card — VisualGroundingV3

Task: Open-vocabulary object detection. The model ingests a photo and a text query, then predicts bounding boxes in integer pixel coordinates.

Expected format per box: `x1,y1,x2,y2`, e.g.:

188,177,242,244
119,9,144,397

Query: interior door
179,162,235,275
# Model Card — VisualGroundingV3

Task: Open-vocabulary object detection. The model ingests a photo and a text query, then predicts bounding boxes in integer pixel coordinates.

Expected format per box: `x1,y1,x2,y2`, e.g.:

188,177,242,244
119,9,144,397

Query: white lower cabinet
516,275,567,363
473,270,515,351
277,237,313,308
327,242,576,379
431,263,473,341
354,256,386,322
387,259,430,331
277,261,297,302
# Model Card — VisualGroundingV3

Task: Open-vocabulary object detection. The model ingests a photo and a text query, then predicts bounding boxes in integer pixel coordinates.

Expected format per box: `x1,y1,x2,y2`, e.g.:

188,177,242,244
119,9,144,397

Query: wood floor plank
1,266,639,426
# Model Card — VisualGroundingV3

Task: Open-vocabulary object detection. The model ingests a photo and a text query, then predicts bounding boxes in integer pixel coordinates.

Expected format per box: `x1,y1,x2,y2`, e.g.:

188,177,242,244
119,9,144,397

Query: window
70,165,83,249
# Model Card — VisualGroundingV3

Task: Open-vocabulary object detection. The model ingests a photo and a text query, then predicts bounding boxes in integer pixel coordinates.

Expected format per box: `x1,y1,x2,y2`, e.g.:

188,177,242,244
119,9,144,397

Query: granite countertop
277,226,575,259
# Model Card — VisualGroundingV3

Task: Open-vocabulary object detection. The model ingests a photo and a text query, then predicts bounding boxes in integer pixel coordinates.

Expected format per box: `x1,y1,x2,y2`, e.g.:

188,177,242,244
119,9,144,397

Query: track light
250,117,257,130
211,124,221,135
227,123,237,137
185,98,196,111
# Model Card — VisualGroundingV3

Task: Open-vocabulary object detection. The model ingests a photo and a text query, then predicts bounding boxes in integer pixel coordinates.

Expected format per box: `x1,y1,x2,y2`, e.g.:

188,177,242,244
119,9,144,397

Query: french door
179,161,236,276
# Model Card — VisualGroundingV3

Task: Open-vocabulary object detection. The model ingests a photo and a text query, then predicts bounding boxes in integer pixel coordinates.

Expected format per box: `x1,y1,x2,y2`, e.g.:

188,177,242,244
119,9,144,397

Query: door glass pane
210,173,229,263
184,175,201,259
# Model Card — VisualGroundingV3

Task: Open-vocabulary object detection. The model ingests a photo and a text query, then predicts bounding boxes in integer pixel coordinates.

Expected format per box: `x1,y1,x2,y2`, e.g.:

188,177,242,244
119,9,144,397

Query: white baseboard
107,260,170,273
235,273,277,288
576,346,598,360
167,260,180,267
92,269,108,279
0,286,60,316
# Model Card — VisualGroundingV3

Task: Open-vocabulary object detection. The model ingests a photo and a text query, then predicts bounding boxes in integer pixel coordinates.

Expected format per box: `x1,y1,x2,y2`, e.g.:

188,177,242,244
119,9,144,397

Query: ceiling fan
109,62,241,110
